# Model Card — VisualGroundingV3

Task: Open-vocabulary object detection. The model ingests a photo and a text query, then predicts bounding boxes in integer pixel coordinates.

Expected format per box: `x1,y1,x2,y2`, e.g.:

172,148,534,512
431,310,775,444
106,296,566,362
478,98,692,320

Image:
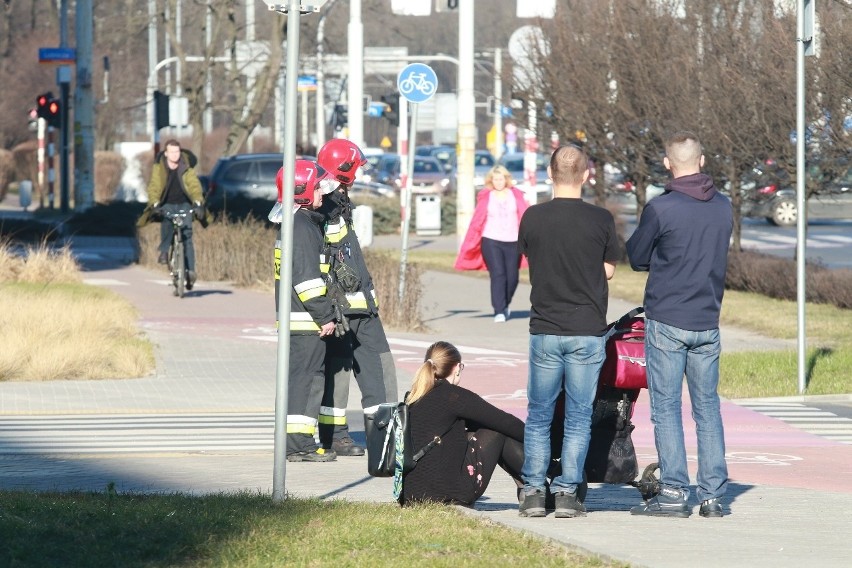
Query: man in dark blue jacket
626,131,733,519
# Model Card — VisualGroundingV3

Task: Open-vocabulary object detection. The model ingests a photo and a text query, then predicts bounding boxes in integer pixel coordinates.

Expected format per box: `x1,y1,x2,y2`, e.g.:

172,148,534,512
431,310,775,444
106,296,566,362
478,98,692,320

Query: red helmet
269,160,338,222
317,138,367,185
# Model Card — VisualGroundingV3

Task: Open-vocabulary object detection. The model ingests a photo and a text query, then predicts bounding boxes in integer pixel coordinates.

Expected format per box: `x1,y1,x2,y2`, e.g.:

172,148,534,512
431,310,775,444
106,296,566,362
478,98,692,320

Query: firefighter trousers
319,314,398,446
287,334,326,454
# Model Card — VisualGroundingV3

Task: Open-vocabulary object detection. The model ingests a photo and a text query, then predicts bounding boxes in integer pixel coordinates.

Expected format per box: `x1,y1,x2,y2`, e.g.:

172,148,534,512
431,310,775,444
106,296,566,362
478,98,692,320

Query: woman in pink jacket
454,165,529,322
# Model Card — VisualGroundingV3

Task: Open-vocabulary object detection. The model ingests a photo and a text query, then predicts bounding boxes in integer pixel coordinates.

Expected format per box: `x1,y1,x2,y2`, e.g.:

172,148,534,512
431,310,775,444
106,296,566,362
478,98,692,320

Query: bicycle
159,207,196,298
399,72,436,96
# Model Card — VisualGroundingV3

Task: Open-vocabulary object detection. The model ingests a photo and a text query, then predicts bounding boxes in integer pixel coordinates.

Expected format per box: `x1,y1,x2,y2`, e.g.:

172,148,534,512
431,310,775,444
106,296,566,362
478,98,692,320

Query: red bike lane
392,345,852,495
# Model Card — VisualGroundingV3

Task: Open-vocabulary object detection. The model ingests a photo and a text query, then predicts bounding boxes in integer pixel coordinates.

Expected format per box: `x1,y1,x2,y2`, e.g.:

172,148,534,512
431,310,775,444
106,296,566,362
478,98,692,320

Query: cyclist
315,138,399,457
137,139,212,290
269,159,340,462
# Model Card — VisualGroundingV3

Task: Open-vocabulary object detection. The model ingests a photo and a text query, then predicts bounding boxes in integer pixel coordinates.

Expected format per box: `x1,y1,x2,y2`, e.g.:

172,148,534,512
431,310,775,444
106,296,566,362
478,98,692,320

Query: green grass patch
0,490,621,568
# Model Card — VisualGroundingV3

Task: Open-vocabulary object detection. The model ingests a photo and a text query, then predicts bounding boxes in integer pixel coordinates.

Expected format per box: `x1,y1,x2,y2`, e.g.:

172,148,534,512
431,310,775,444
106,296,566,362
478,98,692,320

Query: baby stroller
551,308,660,502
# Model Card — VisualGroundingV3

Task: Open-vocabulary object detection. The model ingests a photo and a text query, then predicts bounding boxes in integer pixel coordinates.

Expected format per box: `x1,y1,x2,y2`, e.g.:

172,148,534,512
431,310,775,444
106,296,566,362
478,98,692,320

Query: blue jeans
522,334,605,494
159,203,196,271
645,319,728,502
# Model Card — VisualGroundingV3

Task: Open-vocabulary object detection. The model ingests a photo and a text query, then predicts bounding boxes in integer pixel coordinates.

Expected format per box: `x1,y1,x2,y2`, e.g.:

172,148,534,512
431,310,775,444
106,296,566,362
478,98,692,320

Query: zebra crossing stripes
737,401,852,444
0,413,276,455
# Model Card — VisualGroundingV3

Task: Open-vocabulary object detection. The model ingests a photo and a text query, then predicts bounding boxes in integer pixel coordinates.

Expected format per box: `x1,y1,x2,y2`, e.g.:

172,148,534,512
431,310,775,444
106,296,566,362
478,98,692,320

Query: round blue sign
397,63,438,104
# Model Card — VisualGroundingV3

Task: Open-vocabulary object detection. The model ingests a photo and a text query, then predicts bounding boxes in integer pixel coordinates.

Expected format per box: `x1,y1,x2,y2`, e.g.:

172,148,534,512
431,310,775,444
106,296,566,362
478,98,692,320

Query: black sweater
401,381,524,505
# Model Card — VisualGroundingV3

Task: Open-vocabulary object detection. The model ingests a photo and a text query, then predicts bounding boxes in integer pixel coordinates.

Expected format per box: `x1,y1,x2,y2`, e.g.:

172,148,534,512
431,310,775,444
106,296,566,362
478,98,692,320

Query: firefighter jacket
274,208,336,334
319,190,379,316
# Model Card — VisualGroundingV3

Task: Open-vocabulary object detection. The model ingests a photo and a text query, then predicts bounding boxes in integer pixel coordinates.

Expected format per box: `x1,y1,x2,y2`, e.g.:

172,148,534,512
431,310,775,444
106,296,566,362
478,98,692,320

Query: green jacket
137,150,212,227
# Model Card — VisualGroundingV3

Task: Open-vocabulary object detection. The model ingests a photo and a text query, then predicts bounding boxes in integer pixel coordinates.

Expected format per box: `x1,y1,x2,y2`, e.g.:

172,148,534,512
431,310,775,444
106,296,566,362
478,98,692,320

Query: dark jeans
480,237,520,315
159,203,195,272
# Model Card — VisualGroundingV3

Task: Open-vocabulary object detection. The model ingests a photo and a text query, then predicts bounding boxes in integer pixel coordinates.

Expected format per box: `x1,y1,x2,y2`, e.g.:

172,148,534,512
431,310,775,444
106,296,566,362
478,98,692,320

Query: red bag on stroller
599,308,646,390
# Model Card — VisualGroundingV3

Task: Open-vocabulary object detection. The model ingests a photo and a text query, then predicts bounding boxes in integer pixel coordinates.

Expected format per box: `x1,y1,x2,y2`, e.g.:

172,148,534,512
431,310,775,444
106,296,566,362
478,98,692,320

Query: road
620,216,852,269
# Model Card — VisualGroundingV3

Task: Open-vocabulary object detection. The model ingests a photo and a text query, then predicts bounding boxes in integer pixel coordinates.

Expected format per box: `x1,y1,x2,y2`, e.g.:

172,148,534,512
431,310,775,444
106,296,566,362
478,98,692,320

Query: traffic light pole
58,68,71,214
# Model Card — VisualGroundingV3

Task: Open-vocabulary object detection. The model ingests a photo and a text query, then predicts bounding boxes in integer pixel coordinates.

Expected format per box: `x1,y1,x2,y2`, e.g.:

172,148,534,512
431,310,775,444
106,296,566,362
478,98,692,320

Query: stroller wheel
636,462,660,502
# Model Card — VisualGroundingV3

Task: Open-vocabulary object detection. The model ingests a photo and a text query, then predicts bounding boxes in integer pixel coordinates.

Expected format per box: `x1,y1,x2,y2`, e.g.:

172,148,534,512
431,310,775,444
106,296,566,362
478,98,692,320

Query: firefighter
270,159,340,462
316,138,399,456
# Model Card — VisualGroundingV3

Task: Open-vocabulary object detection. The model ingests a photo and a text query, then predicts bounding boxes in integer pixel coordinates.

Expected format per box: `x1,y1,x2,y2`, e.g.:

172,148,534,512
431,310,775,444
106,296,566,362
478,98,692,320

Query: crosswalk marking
737,401,852,445
0,413,276,455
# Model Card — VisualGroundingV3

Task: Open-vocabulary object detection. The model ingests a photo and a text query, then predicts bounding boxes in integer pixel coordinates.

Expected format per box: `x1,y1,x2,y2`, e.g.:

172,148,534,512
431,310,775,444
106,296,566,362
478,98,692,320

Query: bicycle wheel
174,239,186,298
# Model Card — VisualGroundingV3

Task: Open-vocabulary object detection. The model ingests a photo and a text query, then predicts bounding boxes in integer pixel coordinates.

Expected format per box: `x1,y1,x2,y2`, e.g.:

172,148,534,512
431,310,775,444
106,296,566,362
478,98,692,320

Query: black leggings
463,428,524,502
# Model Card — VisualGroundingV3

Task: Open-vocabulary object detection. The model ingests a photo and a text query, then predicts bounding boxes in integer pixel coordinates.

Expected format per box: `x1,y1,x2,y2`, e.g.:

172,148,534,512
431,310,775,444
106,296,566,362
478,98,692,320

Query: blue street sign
367,102,385,117
397,63,438,104
297,75,317,91
38,47,76,64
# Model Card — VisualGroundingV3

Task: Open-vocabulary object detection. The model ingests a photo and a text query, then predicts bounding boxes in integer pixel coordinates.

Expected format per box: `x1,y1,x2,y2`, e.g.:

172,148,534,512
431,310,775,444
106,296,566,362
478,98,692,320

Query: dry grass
137,216,426,330
0,283,154,381
0,239,154,381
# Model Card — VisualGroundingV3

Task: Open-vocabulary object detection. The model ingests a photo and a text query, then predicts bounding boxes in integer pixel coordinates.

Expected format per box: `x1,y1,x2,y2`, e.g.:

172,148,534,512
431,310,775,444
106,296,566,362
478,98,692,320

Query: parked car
415,145,456,174
745,165,852,226
408,156,454,195
497,151,552,200
473,149,496,187
205,153,394,210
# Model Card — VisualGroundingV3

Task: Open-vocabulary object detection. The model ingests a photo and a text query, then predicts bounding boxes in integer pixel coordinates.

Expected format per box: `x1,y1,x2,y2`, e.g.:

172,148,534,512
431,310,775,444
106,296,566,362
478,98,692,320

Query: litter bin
18,180,33,210
415,195,441,236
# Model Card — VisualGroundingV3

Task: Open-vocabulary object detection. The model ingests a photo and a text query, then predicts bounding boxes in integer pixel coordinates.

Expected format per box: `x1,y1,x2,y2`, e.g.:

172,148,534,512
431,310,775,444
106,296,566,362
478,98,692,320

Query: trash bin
415,195,441,236
18,180,33,210
352,204,373,248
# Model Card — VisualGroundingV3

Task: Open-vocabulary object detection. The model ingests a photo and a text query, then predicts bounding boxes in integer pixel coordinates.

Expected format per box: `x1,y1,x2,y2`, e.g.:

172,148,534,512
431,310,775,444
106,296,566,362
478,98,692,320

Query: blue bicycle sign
397,63,438,104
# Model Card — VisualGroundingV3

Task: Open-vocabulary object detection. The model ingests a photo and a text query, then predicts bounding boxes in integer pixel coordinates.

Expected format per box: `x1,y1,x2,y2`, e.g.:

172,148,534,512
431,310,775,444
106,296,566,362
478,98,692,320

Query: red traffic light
29,108,38,120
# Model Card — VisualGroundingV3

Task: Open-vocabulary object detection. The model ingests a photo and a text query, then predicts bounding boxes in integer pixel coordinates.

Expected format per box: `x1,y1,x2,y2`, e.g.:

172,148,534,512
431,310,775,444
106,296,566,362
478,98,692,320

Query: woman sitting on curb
400,341,525,507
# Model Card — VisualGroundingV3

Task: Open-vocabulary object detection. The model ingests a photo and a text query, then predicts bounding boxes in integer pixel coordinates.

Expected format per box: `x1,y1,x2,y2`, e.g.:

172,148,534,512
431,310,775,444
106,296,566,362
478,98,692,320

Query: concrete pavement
1,230,851,567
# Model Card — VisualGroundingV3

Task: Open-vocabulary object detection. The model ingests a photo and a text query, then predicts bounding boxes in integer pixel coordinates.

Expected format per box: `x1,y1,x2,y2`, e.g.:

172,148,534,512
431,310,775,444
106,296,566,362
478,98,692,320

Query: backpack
364,397,453,478
599,307,647,390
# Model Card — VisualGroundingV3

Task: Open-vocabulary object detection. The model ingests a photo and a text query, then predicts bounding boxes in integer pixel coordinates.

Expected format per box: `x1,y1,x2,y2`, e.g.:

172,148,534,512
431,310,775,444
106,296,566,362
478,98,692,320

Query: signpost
397,63,437,304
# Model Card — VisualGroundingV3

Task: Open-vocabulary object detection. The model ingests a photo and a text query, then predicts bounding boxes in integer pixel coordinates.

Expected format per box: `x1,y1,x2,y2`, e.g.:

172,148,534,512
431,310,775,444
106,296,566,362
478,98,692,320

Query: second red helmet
317,138,367,185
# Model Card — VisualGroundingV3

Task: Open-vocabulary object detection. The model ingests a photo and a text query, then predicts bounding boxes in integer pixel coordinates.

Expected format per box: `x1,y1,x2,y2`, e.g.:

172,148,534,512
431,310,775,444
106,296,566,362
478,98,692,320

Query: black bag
583,388,639,484
364,399,450,478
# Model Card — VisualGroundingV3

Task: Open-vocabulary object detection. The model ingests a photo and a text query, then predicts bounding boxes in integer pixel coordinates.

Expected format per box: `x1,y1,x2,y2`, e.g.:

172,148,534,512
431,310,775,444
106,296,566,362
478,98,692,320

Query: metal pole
347,0,364,146
493,47,503,160
456,0,476,250
398,103,418,304
147,0,158,141
795,0,807,394
73,0,95,210
272,0,302,503
204,6,213,133
315,0,339,150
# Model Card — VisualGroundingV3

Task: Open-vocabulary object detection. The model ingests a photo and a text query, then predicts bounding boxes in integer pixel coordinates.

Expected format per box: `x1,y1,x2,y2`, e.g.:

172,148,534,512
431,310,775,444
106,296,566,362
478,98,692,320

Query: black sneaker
699,498,724,518
186,270,196,291
554,491,587,518
519,489,547,517
157,251,168,264
331,437,365,456
286,448,337,462
630,486,691,518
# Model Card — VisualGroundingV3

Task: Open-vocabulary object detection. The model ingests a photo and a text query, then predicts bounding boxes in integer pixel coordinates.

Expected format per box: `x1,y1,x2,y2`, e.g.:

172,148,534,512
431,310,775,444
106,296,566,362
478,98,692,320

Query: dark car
206,153,394,211
497,151,552,200
746,165,852,226
205,153,287,207
415,145,457,174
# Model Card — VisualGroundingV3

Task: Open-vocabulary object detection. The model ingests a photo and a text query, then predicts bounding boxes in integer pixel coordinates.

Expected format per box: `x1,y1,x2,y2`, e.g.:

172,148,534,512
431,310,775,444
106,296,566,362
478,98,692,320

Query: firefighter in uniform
316,138,399,456
270,160,340,462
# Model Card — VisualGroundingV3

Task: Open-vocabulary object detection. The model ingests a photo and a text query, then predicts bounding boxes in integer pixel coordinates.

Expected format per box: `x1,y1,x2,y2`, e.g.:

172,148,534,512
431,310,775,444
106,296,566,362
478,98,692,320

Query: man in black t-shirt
517,145,621,518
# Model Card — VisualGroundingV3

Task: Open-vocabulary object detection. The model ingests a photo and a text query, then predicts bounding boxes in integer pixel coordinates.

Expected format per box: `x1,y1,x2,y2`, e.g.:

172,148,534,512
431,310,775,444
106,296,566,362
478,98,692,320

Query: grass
401,249,852,399
0,490,621,568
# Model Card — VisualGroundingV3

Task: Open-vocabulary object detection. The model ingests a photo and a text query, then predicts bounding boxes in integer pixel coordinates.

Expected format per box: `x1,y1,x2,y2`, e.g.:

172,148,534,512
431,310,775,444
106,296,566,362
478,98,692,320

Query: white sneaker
494,313,506,323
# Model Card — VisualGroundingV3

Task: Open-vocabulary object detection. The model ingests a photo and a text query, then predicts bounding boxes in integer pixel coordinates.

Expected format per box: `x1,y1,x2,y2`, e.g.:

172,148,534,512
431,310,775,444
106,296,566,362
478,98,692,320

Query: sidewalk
1,232,850,567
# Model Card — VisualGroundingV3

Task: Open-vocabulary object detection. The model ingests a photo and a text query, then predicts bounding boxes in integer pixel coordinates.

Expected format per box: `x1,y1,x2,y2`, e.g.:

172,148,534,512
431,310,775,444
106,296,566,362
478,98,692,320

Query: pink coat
454,187,529,271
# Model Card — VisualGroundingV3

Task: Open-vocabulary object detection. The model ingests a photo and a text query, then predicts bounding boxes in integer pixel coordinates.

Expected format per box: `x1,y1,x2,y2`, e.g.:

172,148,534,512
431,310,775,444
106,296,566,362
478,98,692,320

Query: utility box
352,204,373,247
18,180,33,210
415,195,441,236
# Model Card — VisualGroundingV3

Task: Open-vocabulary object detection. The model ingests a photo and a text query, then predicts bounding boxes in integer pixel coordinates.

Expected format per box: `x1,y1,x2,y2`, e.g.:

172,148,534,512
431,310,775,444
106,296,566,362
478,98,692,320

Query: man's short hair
164,139,181,149
664,131,702,168
550,144,589,186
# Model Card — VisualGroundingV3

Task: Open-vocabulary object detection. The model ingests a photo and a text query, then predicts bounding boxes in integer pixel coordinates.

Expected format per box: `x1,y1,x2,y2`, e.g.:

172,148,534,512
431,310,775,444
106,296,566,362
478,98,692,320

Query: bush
726,250,852,310
94,151,125,203
352,195,457,236
0,148,13,201
65,201,145,237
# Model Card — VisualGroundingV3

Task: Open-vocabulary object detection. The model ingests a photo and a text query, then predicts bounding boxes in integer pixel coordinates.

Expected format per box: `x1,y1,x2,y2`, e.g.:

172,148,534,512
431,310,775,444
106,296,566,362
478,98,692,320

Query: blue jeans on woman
522,334,605,494
645,318,728,502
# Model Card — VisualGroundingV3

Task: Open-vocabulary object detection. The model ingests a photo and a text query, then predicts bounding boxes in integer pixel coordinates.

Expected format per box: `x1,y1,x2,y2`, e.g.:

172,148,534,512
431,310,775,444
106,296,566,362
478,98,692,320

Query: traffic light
28,108,38,131
154,90,170,130
333,104,348,130
36,92,53,120
381,94,399,127
46,97,61,129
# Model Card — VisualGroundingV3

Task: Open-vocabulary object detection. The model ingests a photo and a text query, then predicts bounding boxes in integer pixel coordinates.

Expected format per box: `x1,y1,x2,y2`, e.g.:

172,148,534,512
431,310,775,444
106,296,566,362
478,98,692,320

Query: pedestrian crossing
0,413,276,455
739,232,852,252
736,401,852,445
